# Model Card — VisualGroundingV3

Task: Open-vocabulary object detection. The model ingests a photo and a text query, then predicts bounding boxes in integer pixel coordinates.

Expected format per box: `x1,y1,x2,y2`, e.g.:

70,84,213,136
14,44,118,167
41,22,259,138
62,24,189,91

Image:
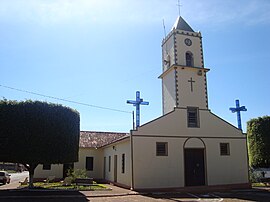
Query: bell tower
159,16,210,114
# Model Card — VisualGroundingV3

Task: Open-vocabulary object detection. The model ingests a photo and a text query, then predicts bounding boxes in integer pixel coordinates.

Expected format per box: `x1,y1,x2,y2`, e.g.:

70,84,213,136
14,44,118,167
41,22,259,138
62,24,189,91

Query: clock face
184,38,192,46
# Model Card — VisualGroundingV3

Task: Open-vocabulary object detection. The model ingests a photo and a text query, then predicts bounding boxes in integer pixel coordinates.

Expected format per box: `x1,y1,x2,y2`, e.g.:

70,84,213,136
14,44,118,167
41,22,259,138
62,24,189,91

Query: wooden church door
184,148,205,186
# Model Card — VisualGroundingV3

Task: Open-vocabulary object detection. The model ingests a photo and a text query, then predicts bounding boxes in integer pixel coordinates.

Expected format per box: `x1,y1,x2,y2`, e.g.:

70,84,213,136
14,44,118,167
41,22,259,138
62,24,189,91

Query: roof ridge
79,131,130,148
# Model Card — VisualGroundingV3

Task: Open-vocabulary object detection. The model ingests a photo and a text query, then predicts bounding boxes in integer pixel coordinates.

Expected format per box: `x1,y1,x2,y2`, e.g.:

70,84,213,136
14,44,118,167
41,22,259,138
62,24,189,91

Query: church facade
34,16,250,191
130,16,249,190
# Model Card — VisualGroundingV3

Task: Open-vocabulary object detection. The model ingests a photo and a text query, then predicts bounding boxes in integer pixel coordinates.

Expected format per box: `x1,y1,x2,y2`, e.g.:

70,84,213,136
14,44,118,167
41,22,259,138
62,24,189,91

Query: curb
80,191,140,198
0,192,139,199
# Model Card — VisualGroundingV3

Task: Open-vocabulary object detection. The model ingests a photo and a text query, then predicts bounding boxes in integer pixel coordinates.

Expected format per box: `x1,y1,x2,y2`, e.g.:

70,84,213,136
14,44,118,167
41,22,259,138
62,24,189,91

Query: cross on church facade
188,77,195,92
229,99,247,130
127,91,149,129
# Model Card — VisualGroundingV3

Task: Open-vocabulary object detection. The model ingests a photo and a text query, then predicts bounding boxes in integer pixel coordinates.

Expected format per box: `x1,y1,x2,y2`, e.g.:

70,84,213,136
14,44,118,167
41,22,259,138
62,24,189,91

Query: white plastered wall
134,108,243,137
74,148,103,179
162,69,176,114
205,138,249,185
132,136,185,189
162,34,175,72
175,32,203,68
34,164,63,179
34,148,103,179
34,140,131,183
103,139,131,187
131,108,249,189
177,67,208,109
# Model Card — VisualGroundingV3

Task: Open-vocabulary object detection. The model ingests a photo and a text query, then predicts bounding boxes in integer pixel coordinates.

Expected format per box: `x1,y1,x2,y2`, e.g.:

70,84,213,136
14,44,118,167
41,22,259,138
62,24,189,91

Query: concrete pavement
0,180,138,199
81,184,138,197
1,178,270,202
0,180,136,197
0,183,137,202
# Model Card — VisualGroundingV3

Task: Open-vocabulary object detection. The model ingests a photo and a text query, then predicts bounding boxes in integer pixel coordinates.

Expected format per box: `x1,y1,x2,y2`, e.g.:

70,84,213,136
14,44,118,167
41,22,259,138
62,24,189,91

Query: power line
0,84,131,114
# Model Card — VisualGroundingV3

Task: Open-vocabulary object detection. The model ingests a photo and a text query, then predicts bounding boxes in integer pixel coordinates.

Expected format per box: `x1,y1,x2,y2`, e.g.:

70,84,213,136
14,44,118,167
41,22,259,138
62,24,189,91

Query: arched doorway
183,138,206,186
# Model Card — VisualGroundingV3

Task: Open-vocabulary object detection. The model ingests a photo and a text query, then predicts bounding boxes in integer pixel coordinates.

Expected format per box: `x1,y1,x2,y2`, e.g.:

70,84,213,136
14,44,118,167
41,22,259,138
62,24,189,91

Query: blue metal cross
127,91,149,129
229,99,247,130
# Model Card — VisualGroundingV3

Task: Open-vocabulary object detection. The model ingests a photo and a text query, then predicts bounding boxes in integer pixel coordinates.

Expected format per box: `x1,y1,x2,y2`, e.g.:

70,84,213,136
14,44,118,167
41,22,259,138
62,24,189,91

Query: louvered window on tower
187,107,199,127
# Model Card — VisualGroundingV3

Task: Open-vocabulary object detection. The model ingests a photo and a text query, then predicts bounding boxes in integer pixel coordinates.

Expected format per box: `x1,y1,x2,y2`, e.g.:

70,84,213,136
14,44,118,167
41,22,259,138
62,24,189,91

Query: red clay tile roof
79,131,129,148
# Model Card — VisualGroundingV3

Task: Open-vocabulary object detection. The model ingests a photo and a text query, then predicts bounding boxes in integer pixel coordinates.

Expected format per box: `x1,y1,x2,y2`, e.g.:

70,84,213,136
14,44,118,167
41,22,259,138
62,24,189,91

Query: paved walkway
0,183,138,202
0,182,137,197
1,181,270,202
80,184,138,197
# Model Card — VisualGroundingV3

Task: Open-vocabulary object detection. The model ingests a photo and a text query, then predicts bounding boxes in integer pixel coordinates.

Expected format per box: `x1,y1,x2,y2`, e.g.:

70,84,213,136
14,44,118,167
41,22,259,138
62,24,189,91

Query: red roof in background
79,131,129,148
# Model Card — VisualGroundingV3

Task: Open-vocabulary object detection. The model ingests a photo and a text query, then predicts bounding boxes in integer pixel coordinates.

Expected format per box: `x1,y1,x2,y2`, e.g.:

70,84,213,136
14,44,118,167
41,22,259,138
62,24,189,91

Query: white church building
35,16,250,191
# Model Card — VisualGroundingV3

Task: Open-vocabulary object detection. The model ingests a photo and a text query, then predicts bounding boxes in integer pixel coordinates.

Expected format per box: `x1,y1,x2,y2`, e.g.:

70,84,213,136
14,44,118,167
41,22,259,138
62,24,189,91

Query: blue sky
0,0,269,132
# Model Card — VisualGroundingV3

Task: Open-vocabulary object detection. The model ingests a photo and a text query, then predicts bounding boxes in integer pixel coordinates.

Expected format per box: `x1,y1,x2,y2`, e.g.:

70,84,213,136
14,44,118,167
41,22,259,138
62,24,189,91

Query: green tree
247,116,270,168
0,100,80,188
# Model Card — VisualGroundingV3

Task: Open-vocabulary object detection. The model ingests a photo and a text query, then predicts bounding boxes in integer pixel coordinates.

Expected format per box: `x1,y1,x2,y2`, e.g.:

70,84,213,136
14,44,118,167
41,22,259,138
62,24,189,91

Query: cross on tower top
177,0,182,16
127,91,149,129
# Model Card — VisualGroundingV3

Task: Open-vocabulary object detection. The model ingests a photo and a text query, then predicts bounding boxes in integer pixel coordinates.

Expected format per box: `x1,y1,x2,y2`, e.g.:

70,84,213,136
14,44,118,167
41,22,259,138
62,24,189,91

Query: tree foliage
247,116,270,168
0,99,80,164
0,100,80,187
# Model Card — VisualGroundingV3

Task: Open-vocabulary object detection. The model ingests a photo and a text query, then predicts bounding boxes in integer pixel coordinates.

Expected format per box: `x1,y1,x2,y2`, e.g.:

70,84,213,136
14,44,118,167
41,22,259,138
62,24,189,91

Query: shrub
249,167,264,183
67,168,88,182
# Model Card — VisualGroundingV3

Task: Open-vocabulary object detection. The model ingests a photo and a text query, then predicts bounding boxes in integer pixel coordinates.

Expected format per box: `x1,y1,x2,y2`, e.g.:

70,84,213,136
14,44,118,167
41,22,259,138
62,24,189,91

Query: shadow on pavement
0,188,90,202
144,187,270,202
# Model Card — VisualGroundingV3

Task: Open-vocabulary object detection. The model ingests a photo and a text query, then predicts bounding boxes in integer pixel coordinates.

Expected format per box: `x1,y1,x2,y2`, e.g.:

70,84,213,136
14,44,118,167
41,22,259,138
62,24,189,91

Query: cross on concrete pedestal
229,99,247,130
127,91,149,129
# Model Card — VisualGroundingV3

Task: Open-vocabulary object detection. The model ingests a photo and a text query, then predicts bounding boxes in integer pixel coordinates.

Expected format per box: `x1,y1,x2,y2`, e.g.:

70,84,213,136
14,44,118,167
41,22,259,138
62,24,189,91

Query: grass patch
252,182,270,187
20,182,110,191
